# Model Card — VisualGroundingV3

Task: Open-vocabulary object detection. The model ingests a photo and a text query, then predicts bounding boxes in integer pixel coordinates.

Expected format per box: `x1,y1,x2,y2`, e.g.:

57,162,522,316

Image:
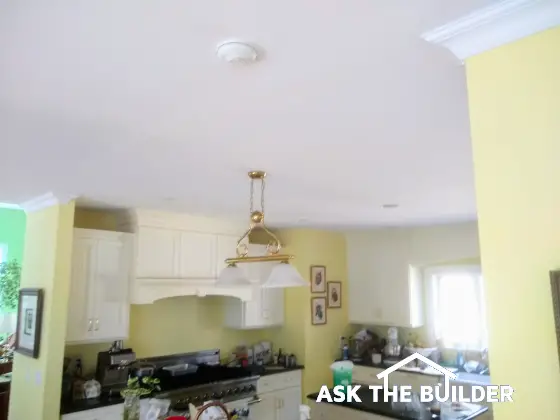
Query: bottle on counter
278,348,285,366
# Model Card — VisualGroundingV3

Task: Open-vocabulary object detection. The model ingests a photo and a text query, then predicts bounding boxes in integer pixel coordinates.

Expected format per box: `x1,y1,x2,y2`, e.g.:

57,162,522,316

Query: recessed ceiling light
382,204,399,209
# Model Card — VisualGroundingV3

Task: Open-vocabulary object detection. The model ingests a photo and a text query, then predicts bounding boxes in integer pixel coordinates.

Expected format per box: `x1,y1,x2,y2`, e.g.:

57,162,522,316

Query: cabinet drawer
258,370,302,394
353,366,384,385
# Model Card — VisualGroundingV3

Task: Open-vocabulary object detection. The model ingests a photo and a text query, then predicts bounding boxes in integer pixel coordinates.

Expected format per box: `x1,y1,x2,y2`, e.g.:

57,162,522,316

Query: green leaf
0,260,21,312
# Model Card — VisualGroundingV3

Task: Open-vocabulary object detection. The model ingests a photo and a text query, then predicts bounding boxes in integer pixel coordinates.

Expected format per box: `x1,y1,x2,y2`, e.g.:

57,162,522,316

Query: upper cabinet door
136,227,180,279
179,231,217,279
67,236,96,343
92,234,132,341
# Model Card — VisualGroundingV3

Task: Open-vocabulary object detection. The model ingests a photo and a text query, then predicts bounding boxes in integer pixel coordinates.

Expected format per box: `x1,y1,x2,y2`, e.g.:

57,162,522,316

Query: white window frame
423,265,488,351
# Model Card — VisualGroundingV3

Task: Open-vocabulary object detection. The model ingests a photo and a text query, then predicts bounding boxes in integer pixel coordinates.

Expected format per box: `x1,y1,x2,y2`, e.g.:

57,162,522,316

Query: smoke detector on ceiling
216,41,259,64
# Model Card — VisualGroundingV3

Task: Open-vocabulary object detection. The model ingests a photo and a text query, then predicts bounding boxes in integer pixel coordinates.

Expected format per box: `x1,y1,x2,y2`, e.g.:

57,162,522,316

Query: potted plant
0,259,20,373
0,260,20,313
121,376,160,420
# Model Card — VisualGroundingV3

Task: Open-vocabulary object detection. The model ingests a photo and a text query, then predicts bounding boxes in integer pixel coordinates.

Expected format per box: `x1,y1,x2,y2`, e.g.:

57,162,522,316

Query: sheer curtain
425,266,488,350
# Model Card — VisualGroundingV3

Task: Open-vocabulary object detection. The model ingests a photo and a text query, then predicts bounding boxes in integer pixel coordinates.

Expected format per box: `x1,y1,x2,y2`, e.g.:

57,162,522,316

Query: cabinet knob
88,319,93,331
94,319,100,331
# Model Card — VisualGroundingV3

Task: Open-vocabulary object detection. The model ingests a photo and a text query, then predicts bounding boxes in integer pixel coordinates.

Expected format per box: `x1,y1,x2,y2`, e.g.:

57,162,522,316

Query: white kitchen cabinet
308,400,386,420
66,229,132,344
136,226,180,279
179,231,217,278
276,386,301,420
118,210,253,302
223,244,284,329
135,227,218,280
257,371,302,420
250,392,277,420
346,230,422,328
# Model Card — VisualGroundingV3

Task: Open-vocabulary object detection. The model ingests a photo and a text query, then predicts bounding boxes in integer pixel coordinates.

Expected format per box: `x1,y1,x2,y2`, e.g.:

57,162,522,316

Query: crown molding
0,203,21,210
20,192,77,213
421,0,560,62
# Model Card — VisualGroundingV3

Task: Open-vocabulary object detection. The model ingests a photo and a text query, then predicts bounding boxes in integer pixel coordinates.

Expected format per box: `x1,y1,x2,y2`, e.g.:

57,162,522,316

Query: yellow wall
466,27,560,420
263,229,351,398
9,201,76,420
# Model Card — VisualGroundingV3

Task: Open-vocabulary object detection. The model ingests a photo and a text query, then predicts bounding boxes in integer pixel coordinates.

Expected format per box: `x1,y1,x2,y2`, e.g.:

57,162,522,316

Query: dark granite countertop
61,365,305,414
307,387,488,420
249,364,304,376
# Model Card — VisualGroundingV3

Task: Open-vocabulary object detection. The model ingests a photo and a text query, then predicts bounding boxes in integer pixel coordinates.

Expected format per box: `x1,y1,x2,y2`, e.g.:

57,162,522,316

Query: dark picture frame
550,271,560,367
311,297,327,325
15,288,44,358
310,265,326,293
327,281,342,308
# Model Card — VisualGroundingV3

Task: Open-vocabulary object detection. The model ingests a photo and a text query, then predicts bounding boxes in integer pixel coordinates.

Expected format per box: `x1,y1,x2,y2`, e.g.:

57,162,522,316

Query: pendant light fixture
216,171,307,288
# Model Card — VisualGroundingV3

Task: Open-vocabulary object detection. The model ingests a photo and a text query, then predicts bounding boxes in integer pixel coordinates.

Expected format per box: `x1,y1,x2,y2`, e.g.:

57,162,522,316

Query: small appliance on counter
95,341,136,396
383,327,401,366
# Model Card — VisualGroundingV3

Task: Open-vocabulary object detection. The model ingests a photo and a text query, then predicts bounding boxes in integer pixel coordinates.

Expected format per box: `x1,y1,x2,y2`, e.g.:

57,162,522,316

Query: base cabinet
309,401,387,420
257,371,302,420
61,404,123,420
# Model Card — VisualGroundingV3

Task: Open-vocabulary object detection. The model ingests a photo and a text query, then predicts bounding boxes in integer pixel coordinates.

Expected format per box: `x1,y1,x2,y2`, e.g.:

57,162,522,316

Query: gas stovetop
140,350,260,410
157,374,259,410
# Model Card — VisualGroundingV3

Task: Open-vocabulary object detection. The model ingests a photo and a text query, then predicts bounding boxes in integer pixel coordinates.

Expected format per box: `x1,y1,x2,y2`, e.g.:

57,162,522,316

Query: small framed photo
310,265,326,293
311,297,327,325
15,288,44,358
327,281,342,308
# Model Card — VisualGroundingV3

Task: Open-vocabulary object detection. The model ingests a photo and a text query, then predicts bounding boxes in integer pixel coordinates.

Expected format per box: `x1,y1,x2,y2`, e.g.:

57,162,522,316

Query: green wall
0,208,27,263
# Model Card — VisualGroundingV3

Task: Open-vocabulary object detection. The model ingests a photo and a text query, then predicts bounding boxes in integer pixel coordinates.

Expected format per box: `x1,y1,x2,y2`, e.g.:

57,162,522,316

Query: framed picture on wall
327,281,342,308
15,288,44,358
550,270,560,367
310,265,326,293
311,297,327,325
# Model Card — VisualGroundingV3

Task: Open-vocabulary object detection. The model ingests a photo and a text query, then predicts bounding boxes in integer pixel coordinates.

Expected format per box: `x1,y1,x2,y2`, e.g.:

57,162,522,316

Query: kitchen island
307,387,488,420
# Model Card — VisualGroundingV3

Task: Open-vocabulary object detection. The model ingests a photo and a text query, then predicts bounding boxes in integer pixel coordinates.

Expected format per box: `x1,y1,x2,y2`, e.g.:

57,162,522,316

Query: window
425,266,488,350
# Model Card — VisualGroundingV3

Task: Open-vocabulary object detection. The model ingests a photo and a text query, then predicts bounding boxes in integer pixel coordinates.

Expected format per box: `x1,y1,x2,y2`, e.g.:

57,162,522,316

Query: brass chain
249,178,254,214
260,177,265,215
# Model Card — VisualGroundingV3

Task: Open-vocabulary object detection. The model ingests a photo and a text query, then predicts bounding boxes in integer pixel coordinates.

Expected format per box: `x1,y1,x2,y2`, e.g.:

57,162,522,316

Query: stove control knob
233,388,240,394
248,385,256,391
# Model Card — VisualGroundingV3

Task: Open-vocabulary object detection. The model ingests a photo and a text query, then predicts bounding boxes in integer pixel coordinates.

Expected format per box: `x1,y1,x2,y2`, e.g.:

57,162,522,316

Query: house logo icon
376,352,457,384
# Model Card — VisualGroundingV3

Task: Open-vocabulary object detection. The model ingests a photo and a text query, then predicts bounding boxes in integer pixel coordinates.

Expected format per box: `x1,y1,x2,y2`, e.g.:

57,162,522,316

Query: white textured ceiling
0,0,497,227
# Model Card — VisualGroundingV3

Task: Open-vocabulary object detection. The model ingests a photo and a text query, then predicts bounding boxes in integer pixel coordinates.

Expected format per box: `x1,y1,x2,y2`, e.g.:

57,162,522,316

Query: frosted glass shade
216,264,251,286
262,262,308,288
